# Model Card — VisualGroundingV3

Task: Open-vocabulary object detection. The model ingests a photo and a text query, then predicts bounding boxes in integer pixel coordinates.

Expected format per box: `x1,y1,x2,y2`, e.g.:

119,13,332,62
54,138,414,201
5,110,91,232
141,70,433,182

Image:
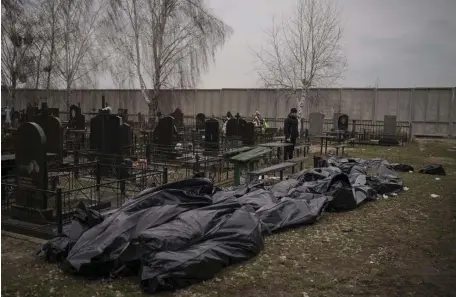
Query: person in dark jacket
284,108,299,160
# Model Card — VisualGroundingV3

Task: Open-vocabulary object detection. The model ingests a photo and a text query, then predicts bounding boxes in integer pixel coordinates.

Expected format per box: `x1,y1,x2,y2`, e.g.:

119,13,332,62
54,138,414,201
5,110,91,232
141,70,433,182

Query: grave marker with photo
12,122,52,222
338,114,349,131
333,113,349,131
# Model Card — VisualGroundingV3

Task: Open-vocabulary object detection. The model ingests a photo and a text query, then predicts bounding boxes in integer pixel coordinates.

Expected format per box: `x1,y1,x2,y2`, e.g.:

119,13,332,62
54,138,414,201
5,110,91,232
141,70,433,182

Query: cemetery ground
2,138,456,297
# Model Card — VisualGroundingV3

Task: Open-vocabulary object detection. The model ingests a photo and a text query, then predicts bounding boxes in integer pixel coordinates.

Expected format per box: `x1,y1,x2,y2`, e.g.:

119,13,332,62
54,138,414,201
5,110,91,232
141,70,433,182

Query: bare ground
2,138,456,297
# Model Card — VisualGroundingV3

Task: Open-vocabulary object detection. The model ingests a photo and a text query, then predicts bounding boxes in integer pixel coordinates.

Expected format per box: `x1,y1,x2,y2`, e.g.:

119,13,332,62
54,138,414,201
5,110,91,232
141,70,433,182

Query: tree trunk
296,89,307,136
47,1,56,90
148,92,159,129
35,46,44,89
66,83,71,110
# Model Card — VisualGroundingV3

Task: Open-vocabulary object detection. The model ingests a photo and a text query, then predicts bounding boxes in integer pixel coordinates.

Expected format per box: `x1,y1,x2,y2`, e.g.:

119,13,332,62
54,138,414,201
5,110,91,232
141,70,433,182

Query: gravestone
90,114,123,176
34,115,64,165
12,122,52,222
153,116,175,159
242,122,256,145
26,106,39,121
90,115,103,151
225,118,238,137
154,116,174,147
118,108,128,122
309,112,325,136
170,108,184,130
379,115,399,146
383,115,397,136
75,113,86,130
204,119,220,152
69,105,79,123
119,123,133,154
238,118,247,134
196,113,206,130
48,108,59,117
338,114,349,131
333,113,349,131
69,105,85,130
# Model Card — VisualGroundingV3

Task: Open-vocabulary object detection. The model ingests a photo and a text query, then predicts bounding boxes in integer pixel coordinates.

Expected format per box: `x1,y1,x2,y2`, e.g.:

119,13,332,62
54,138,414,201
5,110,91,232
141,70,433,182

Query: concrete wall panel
426,90,439,122
377,90,398,120
396,90,411,122
413,90,427,122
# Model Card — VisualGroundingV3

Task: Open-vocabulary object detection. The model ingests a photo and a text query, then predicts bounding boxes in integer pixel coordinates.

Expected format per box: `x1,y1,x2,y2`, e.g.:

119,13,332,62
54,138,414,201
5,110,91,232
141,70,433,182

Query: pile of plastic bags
39,157,404,294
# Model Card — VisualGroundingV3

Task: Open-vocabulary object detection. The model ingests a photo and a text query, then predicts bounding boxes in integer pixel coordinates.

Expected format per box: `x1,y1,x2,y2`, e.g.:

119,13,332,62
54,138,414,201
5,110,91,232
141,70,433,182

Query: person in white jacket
222,111,233,135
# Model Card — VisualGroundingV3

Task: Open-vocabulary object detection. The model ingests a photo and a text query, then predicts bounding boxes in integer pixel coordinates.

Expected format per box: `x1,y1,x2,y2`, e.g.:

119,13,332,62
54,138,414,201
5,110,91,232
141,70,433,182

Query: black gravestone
154,116,174,147
34,115,64,165
26,106,39,121
238,118,247,134
153,116,176,159
48,108,59,117
196,113,206,130
119,123,133,154
170,108,184,130
118,108,128,122
12,122,52,222
90,114,123,176
337,114,349,131
204,119,220,152
69,104,79,123
225,118,238,137
75,113,86,130
90,115,103,151
242,122,256,145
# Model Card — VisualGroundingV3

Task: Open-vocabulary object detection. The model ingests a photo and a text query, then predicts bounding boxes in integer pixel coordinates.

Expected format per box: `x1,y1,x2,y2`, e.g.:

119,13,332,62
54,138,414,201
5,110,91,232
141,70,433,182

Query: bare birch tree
103,0,232,122
53,0,112,108
254,0,346,120
1,0,37,105
39,0,65,90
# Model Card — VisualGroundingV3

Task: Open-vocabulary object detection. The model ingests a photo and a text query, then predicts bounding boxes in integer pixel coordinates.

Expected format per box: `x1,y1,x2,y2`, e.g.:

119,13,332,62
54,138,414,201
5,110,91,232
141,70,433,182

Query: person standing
284,108,299,160
253,111,263,127
222,111,233,135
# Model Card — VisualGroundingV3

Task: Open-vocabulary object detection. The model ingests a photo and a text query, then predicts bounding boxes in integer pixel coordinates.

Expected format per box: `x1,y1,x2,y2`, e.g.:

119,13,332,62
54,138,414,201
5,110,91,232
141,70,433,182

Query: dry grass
2,138,456,297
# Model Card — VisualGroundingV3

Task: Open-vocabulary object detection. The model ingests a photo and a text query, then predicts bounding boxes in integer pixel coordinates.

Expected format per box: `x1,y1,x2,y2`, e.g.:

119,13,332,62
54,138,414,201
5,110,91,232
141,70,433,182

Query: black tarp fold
39,157,404,294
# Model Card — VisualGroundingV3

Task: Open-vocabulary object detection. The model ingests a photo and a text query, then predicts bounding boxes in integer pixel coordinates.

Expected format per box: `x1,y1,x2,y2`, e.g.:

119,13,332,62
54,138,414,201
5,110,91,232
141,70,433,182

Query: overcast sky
195,0,456,88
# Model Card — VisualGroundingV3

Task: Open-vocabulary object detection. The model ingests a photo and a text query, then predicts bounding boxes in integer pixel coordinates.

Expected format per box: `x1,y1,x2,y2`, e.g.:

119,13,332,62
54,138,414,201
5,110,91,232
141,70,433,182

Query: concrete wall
3,87,455,136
